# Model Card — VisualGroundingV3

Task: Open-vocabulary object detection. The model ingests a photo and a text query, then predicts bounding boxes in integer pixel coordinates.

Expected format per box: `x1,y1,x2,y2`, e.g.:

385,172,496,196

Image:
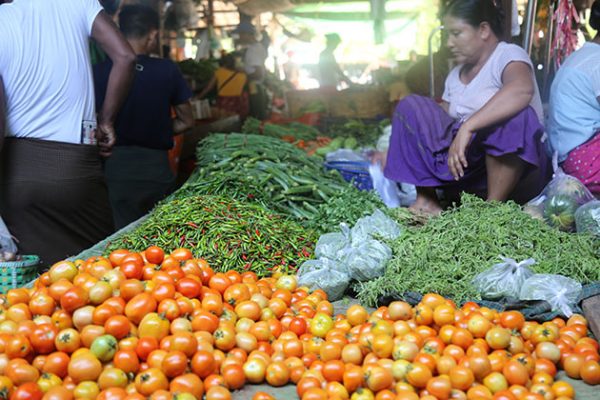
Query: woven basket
0,255,40,293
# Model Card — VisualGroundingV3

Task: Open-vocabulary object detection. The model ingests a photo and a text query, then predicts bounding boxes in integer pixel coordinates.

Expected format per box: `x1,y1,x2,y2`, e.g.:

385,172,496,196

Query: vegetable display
175,133,384,232
356,194,600,306
0,247,598,400
177,59,217,84
106,196,316,275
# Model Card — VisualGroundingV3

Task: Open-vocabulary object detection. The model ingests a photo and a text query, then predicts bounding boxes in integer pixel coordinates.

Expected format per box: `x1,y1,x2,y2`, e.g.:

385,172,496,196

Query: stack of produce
176,133,384,232
324,118,389,146
356,194,600,307
0,248,598,400
106,195,316,275
177,59,216,85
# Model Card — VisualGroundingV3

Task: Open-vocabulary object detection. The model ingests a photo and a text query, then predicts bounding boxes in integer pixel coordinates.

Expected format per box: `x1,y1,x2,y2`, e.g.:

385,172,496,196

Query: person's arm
447,61,535,180
198,76,217,99
91,11,136,156
173,102,194,134
0,76,5,151
333,59,352,86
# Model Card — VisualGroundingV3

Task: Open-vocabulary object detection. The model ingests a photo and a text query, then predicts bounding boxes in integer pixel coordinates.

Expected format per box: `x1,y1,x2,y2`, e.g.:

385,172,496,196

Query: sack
369,163,401,208
314,224,351,260
472,256,535,300
340,238,392,282
0,217,18,262
297,258,350,301
519,274,582,317
575,200,600,237
524,155,594,231
351,209,401,242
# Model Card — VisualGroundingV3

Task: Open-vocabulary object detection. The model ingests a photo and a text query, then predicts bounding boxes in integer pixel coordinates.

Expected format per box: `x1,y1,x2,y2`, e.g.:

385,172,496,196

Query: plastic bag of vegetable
351,209,401,241
369,163,401,208
340,239,392,282
575,200,600,237
472,256,535,300
314,224,351,260
0,217,18,262
524,157,594,231
519,274,582,317
297,258,350,301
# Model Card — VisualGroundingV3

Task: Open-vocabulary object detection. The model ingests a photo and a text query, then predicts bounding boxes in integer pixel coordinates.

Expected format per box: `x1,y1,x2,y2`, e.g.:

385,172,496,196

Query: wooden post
207,0,214,59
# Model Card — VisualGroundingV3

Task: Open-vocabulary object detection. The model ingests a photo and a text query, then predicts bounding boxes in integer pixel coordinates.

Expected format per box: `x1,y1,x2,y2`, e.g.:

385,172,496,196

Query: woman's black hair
443,0,505,39
219,54,236,70
591,0,600,31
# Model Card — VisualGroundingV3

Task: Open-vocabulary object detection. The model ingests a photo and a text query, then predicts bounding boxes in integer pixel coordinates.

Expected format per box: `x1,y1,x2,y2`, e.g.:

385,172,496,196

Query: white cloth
0,0,102,144
548,42,600,162
243,42,267,81
442,42,544,123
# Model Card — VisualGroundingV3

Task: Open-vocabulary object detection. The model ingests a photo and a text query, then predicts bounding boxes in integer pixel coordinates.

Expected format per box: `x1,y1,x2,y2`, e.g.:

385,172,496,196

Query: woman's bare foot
409,187,443,216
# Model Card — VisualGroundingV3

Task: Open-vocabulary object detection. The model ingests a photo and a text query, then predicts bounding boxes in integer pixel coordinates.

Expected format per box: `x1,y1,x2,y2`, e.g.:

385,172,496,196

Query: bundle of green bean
106,195,316,276
355,194,600,306
179,133,356,222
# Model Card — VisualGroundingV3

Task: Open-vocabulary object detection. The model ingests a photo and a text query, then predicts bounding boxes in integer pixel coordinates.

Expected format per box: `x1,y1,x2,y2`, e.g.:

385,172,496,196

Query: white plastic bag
472,256,535,300
340,239,392,282
575,200,600,237
524,155,594,231
297,259,350,301
369,163,401,208
0,217,18,262
314,224,351,260
519,274,582,317
351,209,401,242
325,149,366,163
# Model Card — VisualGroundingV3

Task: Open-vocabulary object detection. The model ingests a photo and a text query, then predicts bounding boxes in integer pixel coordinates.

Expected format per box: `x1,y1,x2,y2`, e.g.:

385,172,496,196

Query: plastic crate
0,255,40,293
324,161,373,191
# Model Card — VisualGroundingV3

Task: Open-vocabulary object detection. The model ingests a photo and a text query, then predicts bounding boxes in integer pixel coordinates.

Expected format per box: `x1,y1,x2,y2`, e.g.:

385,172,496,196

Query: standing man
0,0,135,265
318,33,353,90
234,21,269,120
94,5,194,229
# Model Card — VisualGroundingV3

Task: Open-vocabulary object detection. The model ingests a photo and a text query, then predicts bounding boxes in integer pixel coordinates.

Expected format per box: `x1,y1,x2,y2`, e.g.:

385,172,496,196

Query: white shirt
0,0,102,144
443,42,544,123
243,42,267,82
548,42,600,162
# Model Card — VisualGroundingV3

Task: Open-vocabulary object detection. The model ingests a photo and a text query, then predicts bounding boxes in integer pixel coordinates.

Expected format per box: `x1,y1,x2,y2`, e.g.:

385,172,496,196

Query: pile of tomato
0,246,599,400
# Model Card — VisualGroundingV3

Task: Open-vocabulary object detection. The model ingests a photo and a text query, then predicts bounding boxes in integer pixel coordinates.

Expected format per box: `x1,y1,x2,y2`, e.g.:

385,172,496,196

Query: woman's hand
448,125,474,180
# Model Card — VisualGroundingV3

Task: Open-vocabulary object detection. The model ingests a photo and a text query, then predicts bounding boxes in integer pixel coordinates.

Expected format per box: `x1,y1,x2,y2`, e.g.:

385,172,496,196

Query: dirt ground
232,299,598,400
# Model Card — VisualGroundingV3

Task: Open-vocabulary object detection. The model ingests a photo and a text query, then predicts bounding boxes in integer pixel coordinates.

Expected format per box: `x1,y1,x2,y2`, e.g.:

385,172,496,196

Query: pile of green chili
355,194,600,306
106,195,317,276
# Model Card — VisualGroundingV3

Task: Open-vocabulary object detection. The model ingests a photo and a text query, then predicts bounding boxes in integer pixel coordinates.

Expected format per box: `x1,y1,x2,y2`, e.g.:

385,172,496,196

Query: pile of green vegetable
324,119,389,146
242,118,319,142
355,194,600,306
178,59,216,84
174,133,384,233
106,195,316,275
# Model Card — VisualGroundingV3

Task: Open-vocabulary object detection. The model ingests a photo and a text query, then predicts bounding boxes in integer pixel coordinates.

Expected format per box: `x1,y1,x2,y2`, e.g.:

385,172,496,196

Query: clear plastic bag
519,274,582,317
340,239,392,282
524,159,595,231
315,224,351,260
369,163,401,208
472,256,535,300
0,217,18,262
351,209,401,242
325,149,366,163
575,200,600,237
297,259,350,301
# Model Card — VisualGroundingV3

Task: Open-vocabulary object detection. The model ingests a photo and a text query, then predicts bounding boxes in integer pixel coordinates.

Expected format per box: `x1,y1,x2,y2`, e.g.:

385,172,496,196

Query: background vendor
198,53,249,119
0,0,135,265
94,5,194,230
234,21,268,120
318,33,353,90
383,0,549,215
548,0,600,198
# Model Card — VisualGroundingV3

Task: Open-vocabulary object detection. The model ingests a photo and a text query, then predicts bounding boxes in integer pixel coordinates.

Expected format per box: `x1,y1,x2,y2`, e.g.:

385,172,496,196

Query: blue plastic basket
324,161,373,191
0,255,40,293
